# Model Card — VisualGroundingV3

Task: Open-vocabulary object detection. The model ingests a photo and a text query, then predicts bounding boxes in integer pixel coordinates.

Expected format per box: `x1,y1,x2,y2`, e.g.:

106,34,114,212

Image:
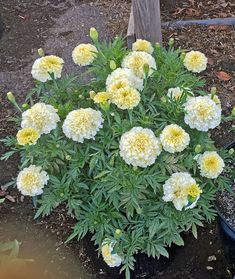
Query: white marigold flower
106,68,144,91
17,165,49,196
160,124,190,153
197,151,225,179
184,51,207,73
167,87,183,100
132,39,154,54
62,108,104,143
110,86,140,110
72,43,98,66
21,103,60,135
163,172,202,211
122,51,157,78
184,96,221,131
101,240,122,268
31,55,64,82
119,127,162,168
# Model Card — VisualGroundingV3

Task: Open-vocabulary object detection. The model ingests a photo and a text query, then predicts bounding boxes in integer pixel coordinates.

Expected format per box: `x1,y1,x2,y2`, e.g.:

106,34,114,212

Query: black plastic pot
217,140,235,264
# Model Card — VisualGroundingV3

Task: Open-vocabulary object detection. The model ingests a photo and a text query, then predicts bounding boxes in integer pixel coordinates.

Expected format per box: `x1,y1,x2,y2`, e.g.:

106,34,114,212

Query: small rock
208,255,216,262
206,266,214,271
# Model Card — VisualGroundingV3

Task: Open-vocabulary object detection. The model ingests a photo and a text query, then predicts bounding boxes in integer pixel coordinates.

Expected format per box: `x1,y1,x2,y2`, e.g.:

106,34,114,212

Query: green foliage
1,34,234,278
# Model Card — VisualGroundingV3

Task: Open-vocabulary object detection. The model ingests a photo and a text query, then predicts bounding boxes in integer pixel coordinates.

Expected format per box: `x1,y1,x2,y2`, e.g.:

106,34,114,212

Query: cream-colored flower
62,108,104,142
163,172,202,211
122,51,156,78
17,165,49,196
119,127,162,168
106,68,144,91
101,240,122,268
197,151,224,179
110,86,140,110
31,55,64,82
132,39,154,54
184,96,221,131
160,124,190,153
21,103,60,135
167,87,183,100
184,51,207,73
72,43,98,66
17,128,40,146
93,92,110,105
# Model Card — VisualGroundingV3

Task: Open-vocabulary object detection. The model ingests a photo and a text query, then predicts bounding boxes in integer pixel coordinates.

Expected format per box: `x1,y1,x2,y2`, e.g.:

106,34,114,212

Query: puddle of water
0,205,89,279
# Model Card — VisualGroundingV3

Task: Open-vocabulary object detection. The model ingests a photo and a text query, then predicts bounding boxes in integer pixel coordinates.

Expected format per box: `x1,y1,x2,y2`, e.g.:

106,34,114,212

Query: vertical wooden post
132,0,162,44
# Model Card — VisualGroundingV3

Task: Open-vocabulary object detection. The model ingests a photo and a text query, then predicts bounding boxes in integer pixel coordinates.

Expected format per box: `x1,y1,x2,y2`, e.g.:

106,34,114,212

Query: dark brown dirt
0,0,235,278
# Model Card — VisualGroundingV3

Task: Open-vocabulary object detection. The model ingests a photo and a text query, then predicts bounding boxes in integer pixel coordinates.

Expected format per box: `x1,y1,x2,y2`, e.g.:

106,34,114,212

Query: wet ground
0,0,235,278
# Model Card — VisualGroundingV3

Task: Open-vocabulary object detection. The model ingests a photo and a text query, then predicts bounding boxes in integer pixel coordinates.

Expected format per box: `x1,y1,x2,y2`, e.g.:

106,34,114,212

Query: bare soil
0,0,235,278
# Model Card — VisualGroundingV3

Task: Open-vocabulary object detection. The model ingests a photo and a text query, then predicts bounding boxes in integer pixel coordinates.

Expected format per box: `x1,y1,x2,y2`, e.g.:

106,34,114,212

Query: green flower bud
232,106,235,117
194,144,202,154
56,144,60,148
115,229,122,235
100,102,110,112
155,42,161,50
7,91,15,103
228,148,234,155
180,52,186,61
60,192,64,197
37,48,45,57
66,155,71,161
109,60,117,70
210,87,217,95
115,229,122,238
169,38,175,47
143,63,150,76
22,103,30,110
89,27,99,42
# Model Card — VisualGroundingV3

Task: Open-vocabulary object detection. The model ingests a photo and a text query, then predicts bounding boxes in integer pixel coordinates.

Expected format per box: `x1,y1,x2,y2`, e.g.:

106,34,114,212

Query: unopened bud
169,38,175,47
7,91,15,103
115,229,122,236
180,52,186,61
22,103,30,110
89,27,99,42
37,48,45,57
109,60,117,70
66,155,71,161
143,63,150,76
195,144,202,154
161,96,166,103
89,91,96,99
155,42,161,49
228,148,234,155
56,144,60,148
210,87,217,95
232,107,235,117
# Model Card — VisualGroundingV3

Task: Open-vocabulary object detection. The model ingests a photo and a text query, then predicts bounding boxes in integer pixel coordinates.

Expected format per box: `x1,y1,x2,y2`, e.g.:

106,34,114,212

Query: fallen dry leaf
186,8,200,16
209,25,229,31
216,71,232,81
5,195,16,203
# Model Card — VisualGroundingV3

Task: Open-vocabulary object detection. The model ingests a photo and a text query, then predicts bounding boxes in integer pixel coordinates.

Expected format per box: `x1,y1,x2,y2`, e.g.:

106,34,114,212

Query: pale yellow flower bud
89,27,99,42
210,87,217,95
109,60,117,70
169,38,175,48
37,48,45,57
7,91,15,103
194,144,202,154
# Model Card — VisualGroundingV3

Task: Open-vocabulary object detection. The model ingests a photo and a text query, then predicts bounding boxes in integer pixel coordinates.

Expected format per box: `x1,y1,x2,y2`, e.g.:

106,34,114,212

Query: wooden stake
132,0,162,44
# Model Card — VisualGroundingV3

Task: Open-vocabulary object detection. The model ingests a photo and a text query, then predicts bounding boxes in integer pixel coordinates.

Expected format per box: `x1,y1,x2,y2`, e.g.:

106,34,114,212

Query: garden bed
0,0,235,279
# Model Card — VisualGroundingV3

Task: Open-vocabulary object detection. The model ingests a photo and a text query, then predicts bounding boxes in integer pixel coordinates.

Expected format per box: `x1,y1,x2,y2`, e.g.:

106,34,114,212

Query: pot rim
216,140,235,233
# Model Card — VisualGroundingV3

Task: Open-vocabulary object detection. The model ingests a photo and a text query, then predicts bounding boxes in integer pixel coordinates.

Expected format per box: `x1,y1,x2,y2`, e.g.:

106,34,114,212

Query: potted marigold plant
1,28,234,278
